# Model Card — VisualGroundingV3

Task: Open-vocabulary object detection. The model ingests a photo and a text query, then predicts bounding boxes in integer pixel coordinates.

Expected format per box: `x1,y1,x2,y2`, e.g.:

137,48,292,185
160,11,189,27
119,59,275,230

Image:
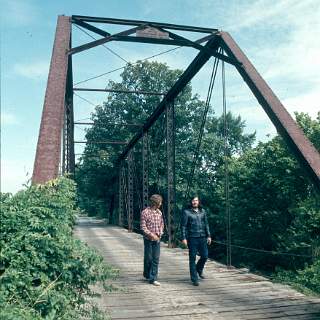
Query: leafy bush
0,177,117,319
275,259,320,295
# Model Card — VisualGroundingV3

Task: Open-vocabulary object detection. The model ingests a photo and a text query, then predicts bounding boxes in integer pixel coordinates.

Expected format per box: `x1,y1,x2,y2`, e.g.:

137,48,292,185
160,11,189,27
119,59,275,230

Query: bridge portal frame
33,15,320,246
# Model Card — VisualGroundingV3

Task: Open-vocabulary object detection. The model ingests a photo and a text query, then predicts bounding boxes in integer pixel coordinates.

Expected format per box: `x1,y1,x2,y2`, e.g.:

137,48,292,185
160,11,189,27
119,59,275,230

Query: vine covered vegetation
0,177,117,319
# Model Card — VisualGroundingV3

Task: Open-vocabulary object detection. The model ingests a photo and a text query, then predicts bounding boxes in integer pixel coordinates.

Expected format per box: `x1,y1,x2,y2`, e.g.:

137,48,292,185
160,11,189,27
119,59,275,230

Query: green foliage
0,177,117,319
76,60,255,223
274,258,320,295
75,59,320,295
295,111,320,151
215,112,320,287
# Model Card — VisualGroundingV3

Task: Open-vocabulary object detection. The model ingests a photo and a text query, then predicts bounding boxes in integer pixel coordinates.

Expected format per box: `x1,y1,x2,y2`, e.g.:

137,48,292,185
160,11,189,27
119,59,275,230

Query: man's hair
187,196,202,209
149,194,163,207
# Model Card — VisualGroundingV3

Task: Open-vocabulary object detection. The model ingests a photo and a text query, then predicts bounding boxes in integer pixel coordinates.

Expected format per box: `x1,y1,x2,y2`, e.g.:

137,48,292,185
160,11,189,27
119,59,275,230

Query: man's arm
140,211,153,239
160,210,164,237
204,211,211,238
181,209,188,243
204,210,212,244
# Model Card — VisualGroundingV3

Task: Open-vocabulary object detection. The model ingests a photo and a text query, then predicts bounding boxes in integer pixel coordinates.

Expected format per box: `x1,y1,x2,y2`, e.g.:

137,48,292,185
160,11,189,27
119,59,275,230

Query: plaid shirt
140,207,164,239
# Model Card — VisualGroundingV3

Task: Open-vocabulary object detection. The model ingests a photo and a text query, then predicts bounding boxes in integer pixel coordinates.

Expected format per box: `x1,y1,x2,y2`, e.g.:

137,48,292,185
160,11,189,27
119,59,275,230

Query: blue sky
1,0,320,193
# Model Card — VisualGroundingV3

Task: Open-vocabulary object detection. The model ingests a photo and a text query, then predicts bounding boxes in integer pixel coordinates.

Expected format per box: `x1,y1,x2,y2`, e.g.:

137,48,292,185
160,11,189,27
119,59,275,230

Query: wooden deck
74,216,320,320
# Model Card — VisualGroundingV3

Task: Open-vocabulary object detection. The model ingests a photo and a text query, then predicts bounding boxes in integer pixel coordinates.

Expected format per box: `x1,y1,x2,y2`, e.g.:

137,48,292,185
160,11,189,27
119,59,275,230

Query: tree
75,60,256,227
221,112,320,271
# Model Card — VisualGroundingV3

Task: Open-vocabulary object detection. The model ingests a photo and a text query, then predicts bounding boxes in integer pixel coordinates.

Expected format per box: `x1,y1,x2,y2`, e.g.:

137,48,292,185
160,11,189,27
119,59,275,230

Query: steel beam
118,164,124,226
160,29,239,66
118,35,220,161
74,122,142,127
111,35,193,47
62,108,67,174
142,132,149,209
71,15,218,33
127,151,134,232
69,25,143,55
122,167,129,227
166,101,176,247
219,31,320,192
32,15,71,184
65,51,75,175
72,18,111,37
73,87,166,95
74,140,127,145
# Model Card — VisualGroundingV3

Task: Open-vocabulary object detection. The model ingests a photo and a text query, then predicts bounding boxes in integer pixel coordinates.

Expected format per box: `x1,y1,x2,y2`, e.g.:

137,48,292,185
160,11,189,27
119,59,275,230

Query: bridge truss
32,15,320,247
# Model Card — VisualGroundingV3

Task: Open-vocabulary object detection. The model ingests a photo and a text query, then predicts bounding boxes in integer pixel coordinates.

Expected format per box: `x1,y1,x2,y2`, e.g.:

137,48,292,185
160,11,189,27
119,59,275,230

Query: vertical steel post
142,132,149,209
62,112,67,174
127,151,134,232
222,59,232,267
166,100,176,247
32,16,71,184
65,52,75,175
122,167,129,228
118,164,124,227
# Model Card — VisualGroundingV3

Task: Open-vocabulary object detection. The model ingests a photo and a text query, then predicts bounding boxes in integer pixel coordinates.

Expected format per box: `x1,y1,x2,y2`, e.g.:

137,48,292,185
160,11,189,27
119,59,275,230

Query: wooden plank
74,218,320,320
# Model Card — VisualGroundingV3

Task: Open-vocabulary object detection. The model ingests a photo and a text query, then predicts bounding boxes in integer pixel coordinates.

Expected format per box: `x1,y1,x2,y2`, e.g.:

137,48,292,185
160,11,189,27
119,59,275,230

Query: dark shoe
197,270,205,279
192,281,199,286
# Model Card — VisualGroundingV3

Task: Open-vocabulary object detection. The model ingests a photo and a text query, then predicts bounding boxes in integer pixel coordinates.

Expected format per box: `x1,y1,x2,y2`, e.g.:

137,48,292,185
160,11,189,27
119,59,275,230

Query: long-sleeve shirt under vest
181,208,211,240
140,207,164,239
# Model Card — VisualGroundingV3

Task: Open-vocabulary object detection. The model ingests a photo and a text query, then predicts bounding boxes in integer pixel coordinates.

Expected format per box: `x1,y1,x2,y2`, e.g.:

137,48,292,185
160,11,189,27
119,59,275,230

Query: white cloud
1,112,19,126
224,0,305,31
226,1,320,103
283,90,320,118
191,1,320,95
257,10,320,84
13,61,49,80
1,159,32,194
0,0,39,27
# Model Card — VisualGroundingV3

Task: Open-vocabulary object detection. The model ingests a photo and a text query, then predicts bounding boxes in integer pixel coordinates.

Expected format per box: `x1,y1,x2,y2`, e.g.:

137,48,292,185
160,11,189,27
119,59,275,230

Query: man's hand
149,233,159,241
181,239,188,247
207,237,212,245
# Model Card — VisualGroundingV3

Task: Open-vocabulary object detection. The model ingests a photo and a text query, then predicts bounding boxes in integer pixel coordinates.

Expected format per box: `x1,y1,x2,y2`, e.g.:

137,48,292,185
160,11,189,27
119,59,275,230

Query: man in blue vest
181,196,212,286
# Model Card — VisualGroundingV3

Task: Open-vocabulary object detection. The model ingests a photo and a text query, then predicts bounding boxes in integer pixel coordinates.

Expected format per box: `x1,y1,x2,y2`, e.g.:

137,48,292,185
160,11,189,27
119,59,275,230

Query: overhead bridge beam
74,141,127,145
74,122,142,127
71,15,218,33
69,27,220,59
72,18,111,37
69,25,143,55
73,87,166,96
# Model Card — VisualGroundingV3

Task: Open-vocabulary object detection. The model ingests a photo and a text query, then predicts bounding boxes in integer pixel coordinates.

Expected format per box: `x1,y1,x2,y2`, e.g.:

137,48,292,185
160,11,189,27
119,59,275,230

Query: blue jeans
187,237,208,282
143,238,160,282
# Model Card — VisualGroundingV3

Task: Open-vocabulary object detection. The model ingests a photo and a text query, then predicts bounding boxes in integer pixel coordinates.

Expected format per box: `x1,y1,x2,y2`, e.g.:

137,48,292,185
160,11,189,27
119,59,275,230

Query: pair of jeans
187,236,208,282
143,238,160,282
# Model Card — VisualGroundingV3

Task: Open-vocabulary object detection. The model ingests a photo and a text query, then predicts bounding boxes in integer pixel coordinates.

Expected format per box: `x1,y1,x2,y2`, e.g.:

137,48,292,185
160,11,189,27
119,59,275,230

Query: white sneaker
152,281,161,286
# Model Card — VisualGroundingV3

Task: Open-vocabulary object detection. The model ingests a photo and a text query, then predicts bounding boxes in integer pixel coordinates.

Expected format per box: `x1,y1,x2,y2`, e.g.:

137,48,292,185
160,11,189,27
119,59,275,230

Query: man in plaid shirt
140,194,164,286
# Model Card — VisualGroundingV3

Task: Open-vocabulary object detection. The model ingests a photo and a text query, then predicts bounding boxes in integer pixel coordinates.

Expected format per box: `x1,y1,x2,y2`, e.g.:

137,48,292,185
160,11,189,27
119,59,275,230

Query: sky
1,0,320,194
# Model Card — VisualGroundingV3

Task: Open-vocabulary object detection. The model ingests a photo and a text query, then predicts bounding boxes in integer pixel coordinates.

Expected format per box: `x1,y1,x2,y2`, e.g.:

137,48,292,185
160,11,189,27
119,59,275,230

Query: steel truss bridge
32,15,320,249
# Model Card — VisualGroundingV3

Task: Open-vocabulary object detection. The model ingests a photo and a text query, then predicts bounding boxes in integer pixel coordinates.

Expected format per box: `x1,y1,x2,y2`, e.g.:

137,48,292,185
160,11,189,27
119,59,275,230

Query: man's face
155,201,162,209
191,197,199,208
